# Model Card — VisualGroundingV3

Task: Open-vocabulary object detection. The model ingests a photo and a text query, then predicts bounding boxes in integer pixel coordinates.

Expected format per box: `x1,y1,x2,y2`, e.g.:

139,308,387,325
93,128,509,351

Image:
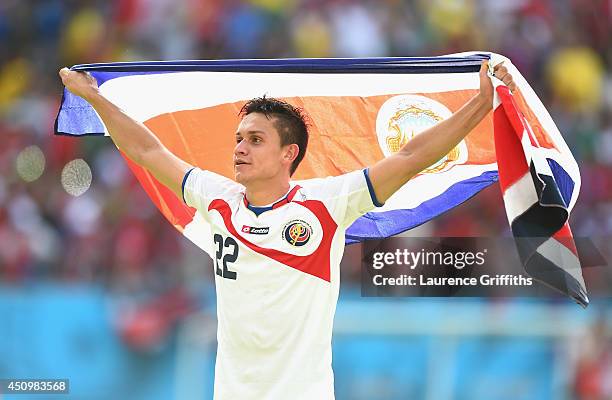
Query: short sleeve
182,167,243,214
305,168,383,228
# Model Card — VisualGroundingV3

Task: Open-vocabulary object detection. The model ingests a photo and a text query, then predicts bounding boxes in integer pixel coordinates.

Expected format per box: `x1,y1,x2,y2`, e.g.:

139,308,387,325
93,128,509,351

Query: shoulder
292,170,370,204
183,167,244,205
294,170,366,193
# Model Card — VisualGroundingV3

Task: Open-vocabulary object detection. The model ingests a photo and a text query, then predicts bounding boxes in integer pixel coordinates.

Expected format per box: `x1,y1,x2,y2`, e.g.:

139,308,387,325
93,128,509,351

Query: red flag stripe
493,88,530,192
552,222,579,257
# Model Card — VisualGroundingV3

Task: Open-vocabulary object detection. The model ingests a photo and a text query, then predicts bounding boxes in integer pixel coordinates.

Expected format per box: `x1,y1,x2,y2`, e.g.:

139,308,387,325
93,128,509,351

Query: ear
283,143,299,163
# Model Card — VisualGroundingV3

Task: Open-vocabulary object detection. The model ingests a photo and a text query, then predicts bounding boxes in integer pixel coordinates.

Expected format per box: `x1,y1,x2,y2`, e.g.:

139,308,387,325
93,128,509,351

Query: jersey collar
242,185,301,212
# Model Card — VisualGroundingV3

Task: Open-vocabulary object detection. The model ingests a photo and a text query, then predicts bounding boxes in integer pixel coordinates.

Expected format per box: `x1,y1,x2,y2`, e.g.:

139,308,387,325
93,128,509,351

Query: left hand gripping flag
490,55,587,307
55,53,588,306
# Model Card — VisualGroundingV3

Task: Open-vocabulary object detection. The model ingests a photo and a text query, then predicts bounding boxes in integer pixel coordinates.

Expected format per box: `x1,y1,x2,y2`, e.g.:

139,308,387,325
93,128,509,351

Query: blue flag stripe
346,171,499,244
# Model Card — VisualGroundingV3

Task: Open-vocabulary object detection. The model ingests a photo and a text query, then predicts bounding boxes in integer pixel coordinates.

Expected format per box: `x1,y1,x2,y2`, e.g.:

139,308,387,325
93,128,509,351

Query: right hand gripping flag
55,52,588,306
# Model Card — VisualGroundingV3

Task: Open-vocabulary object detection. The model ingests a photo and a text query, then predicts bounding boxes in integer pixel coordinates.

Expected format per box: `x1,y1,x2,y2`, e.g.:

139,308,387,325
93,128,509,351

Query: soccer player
59,61,515,399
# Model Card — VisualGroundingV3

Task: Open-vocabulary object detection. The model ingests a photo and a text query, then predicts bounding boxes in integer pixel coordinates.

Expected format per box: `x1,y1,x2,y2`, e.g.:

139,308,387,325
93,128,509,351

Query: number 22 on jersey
214,233,238,280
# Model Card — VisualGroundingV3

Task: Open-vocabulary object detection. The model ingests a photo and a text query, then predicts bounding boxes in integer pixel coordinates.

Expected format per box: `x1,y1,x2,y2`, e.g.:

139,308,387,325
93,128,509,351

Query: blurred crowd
0,0,610,290
0,1,611,394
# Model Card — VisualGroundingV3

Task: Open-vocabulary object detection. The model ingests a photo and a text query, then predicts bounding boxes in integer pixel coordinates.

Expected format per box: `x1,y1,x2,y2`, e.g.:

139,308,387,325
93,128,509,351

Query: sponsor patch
241,225,270,235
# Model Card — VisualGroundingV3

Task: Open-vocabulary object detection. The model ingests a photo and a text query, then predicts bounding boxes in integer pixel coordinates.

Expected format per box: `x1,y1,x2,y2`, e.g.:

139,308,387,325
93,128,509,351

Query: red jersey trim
208,196,336,282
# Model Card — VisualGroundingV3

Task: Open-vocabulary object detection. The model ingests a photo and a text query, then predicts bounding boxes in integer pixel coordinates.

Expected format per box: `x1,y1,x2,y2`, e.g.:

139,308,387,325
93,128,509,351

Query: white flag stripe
502,172,540,223
531,151,555,180
521,122,556,179
99,71,478,124
520,128,534,164
536,237,587,290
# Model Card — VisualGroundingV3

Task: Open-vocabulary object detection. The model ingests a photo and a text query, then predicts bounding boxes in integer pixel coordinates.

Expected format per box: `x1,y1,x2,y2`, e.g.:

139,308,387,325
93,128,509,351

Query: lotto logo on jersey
241,225,270,235
282,220,312,247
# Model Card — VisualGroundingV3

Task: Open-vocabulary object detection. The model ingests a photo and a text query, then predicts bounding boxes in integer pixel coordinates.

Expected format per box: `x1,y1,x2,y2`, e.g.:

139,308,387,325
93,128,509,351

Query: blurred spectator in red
573,316,612,400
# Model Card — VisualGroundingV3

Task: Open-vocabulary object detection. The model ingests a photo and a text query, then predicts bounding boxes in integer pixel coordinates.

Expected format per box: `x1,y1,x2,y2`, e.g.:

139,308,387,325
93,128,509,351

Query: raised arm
59,68,193,200
368,61,515,203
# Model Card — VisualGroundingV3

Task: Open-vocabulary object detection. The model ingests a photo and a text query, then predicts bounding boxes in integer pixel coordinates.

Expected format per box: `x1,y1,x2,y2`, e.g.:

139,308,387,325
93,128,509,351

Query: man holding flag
59,61,514,399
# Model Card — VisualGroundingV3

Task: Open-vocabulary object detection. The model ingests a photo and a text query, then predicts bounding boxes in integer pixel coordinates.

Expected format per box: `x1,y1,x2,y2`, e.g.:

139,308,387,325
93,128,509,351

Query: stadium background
0,0,610,399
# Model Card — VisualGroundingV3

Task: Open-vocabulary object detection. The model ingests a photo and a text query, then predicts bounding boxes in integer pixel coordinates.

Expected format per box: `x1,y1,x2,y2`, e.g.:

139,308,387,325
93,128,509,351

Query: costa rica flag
55,52,588,306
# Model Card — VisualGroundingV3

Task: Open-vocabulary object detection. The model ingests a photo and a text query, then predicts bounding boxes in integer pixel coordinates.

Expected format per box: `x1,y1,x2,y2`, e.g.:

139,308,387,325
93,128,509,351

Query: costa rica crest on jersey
282,220,312,247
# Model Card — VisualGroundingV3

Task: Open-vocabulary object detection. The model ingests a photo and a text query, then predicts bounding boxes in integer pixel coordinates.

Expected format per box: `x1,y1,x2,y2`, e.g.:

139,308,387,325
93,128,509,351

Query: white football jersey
182,167,380,400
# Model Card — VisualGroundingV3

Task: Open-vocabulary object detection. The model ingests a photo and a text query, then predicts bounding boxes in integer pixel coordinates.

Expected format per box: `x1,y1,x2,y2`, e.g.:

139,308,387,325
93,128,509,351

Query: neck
245,180,291,206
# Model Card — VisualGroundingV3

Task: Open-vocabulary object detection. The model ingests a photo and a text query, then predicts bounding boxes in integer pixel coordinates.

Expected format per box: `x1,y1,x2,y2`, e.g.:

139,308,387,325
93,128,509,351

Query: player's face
233,113,292,185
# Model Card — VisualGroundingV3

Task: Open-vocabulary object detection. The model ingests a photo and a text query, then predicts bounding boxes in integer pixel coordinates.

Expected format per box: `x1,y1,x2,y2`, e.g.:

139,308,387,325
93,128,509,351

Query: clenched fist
59,68,99,101
477,60,517,107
